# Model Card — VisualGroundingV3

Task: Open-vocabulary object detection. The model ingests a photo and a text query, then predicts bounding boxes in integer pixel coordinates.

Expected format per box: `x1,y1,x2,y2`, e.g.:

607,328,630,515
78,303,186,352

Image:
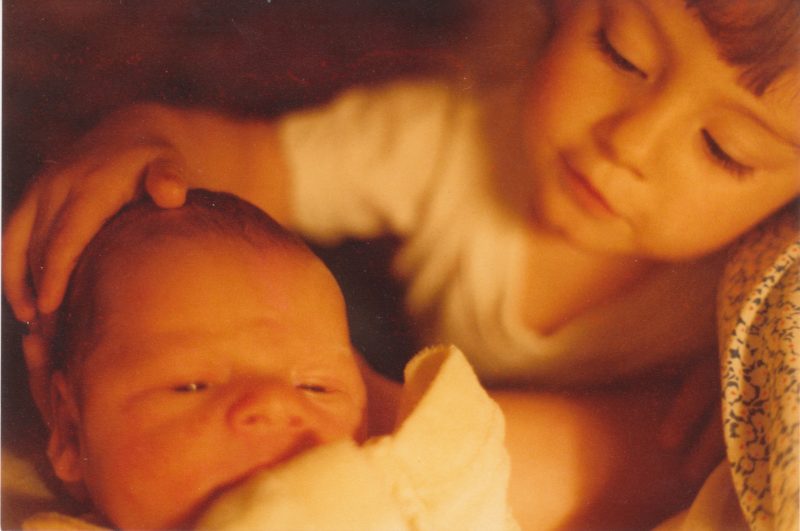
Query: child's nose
227,380,311,434
593,89,687,178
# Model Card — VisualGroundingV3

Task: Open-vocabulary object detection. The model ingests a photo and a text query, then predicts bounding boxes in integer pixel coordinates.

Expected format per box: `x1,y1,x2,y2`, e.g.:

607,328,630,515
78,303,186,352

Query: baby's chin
181,434,329,527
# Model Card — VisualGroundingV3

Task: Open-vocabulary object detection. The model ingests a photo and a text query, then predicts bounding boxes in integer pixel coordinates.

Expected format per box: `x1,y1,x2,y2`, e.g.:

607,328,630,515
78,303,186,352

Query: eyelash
592,27,754,179
173,381,209,393
171,382,332,394
701,130,754,178
298,383,330,394
593,28,647,80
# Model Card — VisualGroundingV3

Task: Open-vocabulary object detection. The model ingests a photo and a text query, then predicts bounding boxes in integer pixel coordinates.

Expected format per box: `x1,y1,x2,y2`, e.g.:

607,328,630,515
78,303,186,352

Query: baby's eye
701,129,754,178
593,29,647,80
172,382,209,393
297,383,330,394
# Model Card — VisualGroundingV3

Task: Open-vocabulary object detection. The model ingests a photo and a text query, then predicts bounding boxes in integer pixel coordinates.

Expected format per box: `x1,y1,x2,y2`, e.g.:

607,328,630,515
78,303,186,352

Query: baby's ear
47,372,84,484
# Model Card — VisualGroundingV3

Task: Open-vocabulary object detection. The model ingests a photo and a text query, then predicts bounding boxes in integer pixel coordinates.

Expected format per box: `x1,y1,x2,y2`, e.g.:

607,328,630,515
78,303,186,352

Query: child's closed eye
701,129,754,178
593,28,647,80
297,383,331,394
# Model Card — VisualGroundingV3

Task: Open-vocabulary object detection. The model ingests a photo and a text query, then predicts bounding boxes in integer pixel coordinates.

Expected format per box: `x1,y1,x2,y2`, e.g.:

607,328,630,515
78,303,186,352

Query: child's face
54,237,366,529
521,0,799,260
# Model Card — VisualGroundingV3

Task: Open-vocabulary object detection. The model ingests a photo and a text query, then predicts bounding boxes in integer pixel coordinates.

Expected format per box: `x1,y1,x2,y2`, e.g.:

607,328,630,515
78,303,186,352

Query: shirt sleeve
278,81,459,244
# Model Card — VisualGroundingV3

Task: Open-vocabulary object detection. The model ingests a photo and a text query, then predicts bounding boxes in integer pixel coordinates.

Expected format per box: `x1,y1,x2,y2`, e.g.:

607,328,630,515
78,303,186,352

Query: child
5,0,799,526
26,190,517,530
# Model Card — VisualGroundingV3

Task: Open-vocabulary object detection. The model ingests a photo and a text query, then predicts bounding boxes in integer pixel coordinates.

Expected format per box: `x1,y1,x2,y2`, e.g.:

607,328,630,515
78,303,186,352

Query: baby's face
519,0,799,260
63,237,366,529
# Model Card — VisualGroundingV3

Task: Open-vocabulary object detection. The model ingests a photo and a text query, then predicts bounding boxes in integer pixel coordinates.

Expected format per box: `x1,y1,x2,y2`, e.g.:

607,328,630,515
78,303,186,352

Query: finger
26,162,97,294
36,196,119,314
22,327,49,372
22,332,52,423
145,157,188,208
683,411,724,484
2,194,39,321
37,147,157,313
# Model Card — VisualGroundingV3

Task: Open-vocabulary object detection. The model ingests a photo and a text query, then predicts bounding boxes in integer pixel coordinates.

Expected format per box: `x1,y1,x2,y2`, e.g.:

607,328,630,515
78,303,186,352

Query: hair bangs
686,0,800,95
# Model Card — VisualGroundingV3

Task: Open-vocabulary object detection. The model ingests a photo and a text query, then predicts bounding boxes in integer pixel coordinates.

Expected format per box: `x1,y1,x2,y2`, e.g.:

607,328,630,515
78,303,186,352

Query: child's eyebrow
627,0,799,149
747,111,800,152
749,98,800,152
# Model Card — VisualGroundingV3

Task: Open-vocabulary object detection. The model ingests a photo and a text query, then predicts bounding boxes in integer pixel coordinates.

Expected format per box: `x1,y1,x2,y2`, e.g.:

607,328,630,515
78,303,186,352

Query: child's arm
494,381,717,530
361,359,698,529
3,103,290,321
492,390,610,530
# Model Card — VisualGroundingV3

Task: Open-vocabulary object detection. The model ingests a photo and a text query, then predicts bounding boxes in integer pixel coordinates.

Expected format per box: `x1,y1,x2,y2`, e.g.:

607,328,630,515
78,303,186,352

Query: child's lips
560,157,616,217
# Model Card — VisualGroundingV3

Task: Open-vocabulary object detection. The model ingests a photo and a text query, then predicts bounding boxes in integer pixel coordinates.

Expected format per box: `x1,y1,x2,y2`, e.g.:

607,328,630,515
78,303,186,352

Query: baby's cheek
329,400,367,443
115,433,222,528
312,369,367,443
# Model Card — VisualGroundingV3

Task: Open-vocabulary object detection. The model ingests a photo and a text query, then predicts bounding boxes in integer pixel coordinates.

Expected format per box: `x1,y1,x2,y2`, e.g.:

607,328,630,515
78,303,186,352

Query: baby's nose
227,380,311,434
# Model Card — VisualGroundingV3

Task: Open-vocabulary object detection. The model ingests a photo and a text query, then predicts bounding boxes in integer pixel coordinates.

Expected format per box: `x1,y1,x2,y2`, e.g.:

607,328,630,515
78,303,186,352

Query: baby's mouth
190,433,322,525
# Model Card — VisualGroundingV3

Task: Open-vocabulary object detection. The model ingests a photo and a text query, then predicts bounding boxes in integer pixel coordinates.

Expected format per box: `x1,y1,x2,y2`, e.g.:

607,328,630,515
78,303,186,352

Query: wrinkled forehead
84,234,353,361
97,233,338,314
76,233,325,345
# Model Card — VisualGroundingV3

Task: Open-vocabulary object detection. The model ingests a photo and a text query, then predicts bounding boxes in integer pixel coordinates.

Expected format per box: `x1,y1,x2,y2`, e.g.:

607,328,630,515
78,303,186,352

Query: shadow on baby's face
48,236,367,530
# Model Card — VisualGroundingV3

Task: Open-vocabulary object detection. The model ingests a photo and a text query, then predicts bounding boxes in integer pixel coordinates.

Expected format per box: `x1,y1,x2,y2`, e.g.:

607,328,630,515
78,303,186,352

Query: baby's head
490,0,799,260
47,190,367,529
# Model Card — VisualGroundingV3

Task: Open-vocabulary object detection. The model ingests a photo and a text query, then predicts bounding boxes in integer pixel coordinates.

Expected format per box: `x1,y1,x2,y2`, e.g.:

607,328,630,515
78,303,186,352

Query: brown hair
686,0,800,95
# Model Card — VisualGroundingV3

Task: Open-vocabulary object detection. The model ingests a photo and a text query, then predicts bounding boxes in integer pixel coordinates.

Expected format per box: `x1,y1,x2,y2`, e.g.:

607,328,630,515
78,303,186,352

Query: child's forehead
610,1,797,77
685,0,799,95
602,0,799,140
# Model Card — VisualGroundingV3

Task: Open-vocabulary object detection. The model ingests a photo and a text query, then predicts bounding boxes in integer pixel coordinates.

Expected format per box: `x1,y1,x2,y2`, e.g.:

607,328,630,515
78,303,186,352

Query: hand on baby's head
46,191,366,529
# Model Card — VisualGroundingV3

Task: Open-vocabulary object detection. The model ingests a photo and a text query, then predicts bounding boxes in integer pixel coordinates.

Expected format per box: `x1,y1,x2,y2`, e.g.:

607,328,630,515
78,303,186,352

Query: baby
41,189,367,529
30,189,515,530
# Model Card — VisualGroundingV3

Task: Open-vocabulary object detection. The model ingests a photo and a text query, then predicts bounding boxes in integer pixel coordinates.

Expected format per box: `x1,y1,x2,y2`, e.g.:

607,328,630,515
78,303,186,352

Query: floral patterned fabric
718,206,799,531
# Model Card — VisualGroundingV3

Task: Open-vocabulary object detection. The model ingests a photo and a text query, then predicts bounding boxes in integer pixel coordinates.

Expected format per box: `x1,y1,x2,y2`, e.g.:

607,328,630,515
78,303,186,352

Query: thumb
145,157,188,208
